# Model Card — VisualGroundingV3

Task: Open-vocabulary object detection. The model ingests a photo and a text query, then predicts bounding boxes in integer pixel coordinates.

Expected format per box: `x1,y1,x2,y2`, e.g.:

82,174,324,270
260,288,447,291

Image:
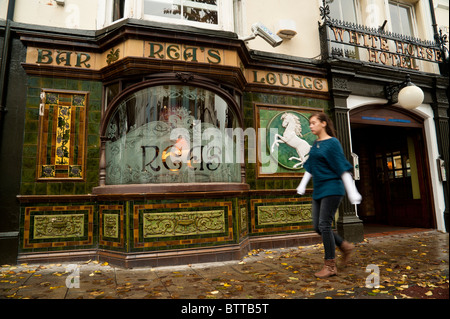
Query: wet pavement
1,229,448,302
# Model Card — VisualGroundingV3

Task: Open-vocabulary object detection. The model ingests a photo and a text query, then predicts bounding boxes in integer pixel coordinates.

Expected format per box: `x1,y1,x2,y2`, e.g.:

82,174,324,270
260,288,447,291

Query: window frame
141,0,234,31
387,1,418,37
327,0,361,59
97,0,234,31
386,1,421,69
327,0,360,23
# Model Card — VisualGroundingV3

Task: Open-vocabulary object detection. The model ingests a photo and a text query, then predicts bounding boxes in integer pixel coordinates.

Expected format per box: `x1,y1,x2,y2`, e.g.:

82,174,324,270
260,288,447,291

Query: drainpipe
0,0,16,146
429,0,439,37
429,0,448,75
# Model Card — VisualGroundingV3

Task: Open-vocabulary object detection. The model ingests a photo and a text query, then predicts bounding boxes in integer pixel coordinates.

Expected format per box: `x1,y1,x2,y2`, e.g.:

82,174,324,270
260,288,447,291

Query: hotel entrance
350,105,435,229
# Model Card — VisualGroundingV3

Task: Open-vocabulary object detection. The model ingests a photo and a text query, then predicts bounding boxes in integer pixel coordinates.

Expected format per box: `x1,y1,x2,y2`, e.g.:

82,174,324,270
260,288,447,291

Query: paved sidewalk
1,229,448,300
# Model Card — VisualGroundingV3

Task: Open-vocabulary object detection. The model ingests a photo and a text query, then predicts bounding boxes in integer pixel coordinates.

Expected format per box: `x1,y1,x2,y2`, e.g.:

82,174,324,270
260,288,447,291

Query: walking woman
297,112,362,278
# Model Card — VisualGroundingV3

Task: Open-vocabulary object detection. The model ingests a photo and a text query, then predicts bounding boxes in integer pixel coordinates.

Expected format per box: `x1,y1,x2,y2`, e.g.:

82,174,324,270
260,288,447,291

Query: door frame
350,104,436,228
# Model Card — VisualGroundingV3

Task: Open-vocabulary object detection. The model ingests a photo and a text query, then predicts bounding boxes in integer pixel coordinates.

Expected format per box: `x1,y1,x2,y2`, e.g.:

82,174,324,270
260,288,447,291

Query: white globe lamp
397,76,424,110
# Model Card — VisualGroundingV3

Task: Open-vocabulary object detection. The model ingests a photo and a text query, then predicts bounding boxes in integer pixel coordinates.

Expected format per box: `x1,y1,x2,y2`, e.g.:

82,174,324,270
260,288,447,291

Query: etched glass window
105,85,240,184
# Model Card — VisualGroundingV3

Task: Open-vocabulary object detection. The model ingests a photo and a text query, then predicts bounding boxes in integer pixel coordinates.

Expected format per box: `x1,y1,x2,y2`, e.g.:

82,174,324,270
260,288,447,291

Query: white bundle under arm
341,171,362,204
296,172,312,195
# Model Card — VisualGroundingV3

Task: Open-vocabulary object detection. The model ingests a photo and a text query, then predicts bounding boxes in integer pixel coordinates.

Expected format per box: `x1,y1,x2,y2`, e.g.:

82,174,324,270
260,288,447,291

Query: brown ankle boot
339,241,354,266
315,259,337,278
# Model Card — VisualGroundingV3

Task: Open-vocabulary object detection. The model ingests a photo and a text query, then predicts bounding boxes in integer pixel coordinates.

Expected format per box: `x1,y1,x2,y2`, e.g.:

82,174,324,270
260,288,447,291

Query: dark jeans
312,195,344,260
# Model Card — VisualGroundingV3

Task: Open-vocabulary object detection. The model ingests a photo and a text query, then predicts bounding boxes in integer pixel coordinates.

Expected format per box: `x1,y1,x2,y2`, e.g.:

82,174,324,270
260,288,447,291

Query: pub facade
0,0,448,266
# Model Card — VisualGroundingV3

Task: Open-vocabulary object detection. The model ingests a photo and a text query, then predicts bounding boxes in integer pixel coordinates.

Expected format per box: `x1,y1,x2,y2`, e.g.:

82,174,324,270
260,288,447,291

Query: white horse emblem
270,112,311,169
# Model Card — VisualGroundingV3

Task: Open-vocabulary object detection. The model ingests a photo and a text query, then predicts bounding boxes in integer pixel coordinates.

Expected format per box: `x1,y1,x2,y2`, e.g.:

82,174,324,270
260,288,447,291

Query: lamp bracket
384,74,412,104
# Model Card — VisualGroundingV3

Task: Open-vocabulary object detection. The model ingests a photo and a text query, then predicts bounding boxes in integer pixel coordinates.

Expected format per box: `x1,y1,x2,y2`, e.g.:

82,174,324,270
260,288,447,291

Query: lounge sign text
248,70,328,92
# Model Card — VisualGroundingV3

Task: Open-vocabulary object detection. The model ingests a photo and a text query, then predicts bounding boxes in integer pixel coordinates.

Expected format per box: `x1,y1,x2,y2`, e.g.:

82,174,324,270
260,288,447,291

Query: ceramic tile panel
22,205,94,250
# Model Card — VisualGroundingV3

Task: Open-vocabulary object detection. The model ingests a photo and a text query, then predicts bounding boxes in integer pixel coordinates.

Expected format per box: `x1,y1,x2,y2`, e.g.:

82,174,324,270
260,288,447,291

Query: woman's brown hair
309,112,337,138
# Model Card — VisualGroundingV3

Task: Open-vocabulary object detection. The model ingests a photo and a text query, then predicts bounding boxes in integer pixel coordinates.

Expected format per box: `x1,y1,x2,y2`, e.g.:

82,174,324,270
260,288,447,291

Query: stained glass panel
37,90,88,180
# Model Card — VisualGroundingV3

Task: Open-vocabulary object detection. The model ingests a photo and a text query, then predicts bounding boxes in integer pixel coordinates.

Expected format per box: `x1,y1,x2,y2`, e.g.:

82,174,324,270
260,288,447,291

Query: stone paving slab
1,230,448,302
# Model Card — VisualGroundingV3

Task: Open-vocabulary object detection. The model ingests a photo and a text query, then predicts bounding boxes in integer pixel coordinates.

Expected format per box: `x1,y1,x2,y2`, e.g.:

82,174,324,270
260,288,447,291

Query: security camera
240,22,283,47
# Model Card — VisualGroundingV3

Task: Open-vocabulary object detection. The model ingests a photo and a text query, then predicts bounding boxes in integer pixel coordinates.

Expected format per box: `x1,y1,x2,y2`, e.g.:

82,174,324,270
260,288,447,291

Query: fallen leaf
49,286,64,290
285,290,296,294
425,291,433,296
90,290,104,296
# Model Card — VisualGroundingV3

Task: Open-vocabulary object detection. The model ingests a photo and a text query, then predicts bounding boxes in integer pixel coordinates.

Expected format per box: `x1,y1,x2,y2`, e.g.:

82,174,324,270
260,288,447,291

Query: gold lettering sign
145,42,223,64
246,69,328,92
329,25,444,70
25,40,328,93
25,40,235,70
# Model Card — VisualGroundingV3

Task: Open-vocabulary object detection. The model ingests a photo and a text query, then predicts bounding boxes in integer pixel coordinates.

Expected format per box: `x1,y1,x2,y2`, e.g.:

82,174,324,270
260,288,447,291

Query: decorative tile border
19,195,316,257
258,204,312,225
133,201,234,248
23,205,94,249
239,199,248,237
33,213,85,239
143,210,226,238
250,197,313,234
99,205,124,249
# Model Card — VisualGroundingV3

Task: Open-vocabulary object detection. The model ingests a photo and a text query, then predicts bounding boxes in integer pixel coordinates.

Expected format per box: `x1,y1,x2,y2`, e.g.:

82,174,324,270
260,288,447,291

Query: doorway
350,106,434,228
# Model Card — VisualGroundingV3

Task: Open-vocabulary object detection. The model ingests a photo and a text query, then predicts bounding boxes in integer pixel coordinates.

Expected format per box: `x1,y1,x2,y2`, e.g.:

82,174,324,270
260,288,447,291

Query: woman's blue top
303,137,353,200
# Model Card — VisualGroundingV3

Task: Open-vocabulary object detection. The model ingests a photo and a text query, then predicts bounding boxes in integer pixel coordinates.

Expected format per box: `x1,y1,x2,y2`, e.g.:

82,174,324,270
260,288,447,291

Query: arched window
102,83,242,186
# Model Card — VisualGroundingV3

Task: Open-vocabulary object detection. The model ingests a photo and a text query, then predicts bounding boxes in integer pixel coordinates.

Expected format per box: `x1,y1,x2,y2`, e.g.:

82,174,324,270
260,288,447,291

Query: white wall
12,0,98,29
239,0,322,59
